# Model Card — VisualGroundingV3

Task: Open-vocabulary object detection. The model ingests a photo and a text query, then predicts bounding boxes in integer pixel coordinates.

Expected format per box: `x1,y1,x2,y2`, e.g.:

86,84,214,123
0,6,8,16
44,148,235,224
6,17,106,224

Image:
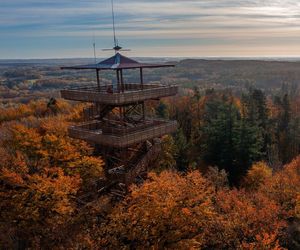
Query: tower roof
61,53,175,70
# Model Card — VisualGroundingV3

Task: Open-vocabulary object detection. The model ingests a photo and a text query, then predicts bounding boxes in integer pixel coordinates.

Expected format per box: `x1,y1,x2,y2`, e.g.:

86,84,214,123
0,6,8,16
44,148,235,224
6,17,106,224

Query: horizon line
1,55,300,61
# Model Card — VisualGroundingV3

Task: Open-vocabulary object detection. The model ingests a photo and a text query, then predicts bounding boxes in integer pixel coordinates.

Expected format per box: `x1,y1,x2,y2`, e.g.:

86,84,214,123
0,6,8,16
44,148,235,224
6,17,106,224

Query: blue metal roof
61,53,175,70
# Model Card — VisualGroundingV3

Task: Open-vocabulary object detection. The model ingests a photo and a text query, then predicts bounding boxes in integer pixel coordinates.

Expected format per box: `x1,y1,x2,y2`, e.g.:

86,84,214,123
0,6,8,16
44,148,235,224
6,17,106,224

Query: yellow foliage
41,133,81,165
155,135,177,172
28,168,80,216
39,116,69,136
244,161,272,190
6,123,43,160
69,156,105,191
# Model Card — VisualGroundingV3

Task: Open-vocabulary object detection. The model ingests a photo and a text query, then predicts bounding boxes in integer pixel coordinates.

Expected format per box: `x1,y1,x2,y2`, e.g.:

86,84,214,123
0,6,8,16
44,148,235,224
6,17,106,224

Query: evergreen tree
174,105,193,142
199,94,263,184
173,129,189,172
274,93,297,164
155,101,169,119
242,88,269,156
199,96,237,181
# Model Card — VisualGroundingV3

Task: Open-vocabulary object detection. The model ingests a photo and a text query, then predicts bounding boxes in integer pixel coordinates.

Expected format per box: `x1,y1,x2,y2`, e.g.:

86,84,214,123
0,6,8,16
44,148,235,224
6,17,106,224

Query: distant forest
1,58,300,103
0,59,299,249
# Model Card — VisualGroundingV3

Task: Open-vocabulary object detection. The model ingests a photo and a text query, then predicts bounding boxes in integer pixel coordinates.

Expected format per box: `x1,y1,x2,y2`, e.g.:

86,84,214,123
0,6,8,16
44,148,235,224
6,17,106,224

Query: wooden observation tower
60,0,177,192
60,53,178,189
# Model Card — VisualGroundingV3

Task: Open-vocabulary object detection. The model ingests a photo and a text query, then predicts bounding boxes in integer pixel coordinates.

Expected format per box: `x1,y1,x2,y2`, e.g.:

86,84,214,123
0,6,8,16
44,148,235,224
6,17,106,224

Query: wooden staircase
107,140,162,198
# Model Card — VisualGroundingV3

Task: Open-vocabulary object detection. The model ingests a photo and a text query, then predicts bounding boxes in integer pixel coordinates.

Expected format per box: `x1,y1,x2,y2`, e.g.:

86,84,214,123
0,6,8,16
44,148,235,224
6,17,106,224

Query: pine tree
173,129,189,172
199,93,263,184
155,101,169,119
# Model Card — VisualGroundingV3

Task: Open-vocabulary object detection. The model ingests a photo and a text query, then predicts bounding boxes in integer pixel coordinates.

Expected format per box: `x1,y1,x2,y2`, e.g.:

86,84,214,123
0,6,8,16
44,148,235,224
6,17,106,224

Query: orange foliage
99,171,215,249
241,233,284,250
97,169,289,249
210,189,286,249
260,156,300,217
296,195,300,219
0,97,299,249
0,167,81,248
0,99,85,124
0,100,105,248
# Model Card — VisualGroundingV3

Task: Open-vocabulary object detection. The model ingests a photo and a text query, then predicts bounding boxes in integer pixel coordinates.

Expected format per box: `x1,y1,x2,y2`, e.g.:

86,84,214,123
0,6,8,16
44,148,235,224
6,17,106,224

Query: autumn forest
0,59,300,249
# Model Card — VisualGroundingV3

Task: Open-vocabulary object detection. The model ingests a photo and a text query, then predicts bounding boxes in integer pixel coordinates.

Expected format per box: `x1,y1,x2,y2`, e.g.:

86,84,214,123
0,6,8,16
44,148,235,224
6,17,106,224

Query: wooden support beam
120,69,125,118
120,69,124,93
116,69,120,92
96,69,100,91
140,67,144,90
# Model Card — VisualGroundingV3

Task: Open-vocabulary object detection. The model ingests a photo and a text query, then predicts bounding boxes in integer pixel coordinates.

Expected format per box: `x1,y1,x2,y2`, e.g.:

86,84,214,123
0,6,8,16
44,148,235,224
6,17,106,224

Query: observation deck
60,52,178,152
61,83,178,104
68,118,177,148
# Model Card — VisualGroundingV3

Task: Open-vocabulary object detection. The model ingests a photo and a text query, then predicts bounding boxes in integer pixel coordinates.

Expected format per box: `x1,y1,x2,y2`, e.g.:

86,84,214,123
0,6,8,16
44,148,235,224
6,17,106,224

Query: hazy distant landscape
1,57,300,104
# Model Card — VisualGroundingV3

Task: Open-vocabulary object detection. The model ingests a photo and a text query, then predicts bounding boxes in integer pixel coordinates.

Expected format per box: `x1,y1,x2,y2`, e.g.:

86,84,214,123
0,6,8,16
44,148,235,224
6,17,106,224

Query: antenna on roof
111,0,117,49
102,0,130,53
93,33,97,64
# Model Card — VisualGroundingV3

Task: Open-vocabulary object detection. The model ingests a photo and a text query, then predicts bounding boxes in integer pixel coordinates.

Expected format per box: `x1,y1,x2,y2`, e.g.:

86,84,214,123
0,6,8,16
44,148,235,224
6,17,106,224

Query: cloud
1,0,300,58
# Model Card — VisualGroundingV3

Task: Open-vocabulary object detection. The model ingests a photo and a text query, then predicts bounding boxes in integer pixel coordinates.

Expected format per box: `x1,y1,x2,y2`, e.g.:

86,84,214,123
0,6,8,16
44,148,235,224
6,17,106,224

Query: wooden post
120,69,124,93
120,69,125,119
116,69,120,92
96,69,100,91
139,68,145,121
140,67,144,90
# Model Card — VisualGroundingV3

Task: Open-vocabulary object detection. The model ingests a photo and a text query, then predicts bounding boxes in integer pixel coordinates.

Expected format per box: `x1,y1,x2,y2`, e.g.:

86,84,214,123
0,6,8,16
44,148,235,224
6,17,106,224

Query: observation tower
60,0,178,192
61,53,178,188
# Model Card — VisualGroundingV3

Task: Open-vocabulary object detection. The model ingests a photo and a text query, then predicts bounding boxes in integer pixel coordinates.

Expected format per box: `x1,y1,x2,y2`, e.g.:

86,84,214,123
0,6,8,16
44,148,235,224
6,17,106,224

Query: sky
1,0,300,59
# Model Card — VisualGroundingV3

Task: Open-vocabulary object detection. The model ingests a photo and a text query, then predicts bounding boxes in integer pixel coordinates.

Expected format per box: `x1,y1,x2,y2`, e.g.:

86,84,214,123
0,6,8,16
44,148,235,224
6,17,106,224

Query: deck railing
63,83,162,93
68,119,177,148
60,84,178,104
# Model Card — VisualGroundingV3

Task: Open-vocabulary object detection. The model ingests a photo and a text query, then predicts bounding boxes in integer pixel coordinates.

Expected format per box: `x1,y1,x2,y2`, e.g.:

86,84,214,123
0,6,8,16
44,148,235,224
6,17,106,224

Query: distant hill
174,59,300,89
1,57,300,104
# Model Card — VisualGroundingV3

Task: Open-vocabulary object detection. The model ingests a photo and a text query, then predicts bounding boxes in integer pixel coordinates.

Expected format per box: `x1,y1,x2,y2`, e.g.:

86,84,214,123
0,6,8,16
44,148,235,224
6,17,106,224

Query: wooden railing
64,83,162,93
61,84,178,104
68,119,177,148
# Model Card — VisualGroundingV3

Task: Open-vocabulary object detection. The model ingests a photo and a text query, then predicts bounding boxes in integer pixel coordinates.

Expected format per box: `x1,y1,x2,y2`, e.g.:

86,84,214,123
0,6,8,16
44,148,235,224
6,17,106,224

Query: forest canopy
0,59,299,249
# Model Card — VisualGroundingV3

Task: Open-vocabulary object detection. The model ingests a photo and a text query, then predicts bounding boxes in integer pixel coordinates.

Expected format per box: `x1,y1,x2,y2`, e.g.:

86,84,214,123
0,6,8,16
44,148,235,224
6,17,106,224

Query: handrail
61,84,178,104
63,83,176,92
69,119,177,137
